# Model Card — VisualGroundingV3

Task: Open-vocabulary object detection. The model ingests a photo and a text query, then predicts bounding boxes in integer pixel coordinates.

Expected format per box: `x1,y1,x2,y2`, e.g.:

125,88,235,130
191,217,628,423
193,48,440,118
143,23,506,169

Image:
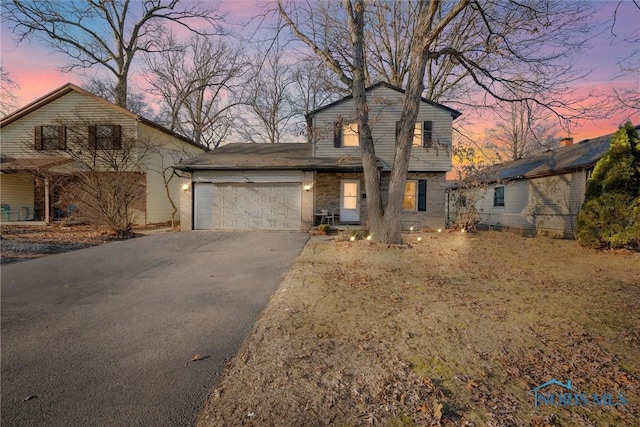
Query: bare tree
144,33,246,150
30,115,151,235
485,93,560,161
450,146,501,231
279,0,599,243
84,77,154,117
238,37,299,144
0,63,19,117
291,57,349,141
611,1,640,111
2,0,224,107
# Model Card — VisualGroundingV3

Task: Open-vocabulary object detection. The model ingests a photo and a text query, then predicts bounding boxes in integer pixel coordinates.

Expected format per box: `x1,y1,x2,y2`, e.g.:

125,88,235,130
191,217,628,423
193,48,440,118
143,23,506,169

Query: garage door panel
202,183,301,231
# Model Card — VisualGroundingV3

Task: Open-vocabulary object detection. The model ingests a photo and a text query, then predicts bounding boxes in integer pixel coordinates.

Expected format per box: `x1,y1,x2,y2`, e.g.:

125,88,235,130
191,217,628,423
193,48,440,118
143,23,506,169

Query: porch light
181,183,190,192
303,184,312,191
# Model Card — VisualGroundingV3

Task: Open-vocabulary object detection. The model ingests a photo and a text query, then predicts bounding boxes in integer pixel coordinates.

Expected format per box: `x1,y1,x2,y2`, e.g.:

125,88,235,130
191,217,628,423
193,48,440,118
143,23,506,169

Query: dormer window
334,121,359,147
35,125,66,150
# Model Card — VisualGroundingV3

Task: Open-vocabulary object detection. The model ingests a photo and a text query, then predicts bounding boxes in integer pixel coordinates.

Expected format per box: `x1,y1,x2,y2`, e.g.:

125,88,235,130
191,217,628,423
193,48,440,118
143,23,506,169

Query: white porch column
44,176,50,224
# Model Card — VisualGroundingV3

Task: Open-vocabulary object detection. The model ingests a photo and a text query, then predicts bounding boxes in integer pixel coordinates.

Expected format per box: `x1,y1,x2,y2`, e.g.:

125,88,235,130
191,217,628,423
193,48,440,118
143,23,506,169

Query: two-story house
0,83,204,224
175,82,461,231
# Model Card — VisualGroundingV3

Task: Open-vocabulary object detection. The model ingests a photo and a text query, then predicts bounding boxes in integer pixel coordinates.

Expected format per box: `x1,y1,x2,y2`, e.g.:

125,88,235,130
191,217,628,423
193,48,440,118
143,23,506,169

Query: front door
340,180,360,223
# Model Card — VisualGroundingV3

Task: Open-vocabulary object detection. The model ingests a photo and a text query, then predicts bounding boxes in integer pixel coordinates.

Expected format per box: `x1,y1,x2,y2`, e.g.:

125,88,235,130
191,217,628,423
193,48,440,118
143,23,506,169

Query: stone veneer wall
380,171,446,230
315,171,447,230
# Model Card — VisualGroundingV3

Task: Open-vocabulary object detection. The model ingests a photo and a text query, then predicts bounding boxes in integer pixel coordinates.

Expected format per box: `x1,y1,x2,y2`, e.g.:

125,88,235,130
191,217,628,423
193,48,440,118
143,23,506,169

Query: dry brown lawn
197,231,640,427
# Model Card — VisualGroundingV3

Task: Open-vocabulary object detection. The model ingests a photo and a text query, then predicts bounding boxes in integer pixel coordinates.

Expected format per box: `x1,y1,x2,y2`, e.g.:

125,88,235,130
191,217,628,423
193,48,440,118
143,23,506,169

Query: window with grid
89,125,122,150
35,125,65,150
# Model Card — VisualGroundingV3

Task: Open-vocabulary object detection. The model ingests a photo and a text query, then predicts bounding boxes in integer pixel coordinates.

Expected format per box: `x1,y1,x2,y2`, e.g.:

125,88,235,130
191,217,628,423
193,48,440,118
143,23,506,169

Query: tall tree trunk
383,52,429,243
379,1,433,244
348,0,385,238
114,76,128,109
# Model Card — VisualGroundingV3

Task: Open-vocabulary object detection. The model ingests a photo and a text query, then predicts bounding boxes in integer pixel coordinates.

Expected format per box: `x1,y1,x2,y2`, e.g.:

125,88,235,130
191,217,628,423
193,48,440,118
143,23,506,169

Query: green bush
576,122,640,250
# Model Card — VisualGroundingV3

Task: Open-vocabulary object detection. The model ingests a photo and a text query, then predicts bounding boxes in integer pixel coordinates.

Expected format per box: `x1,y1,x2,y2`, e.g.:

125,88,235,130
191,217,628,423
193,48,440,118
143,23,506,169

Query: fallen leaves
196,233,640,426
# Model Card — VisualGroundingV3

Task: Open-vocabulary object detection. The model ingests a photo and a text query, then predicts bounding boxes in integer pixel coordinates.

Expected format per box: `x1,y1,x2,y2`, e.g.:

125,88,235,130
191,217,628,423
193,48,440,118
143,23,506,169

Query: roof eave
305,81,461,119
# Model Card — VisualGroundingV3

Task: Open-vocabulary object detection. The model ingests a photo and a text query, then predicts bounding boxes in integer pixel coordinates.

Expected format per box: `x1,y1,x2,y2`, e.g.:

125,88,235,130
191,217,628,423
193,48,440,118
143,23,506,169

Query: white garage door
194,183,301,231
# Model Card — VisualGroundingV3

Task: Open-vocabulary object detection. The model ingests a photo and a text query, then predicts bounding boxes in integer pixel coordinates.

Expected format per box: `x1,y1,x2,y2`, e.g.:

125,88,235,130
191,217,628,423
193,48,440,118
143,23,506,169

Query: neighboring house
446,127,636,238
0,83,203,224
175,82,461,231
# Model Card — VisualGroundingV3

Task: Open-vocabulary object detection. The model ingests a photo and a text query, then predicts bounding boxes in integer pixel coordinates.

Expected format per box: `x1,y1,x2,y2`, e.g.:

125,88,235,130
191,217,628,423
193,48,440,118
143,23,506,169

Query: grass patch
197,231,640,426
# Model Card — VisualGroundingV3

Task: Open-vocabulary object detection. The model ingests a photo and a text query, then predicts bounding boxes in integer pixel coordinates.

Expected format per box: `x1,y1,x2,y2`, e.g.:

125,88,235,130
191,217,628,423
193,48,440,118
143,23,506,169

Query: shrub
576,122,640,250
317,224,331,235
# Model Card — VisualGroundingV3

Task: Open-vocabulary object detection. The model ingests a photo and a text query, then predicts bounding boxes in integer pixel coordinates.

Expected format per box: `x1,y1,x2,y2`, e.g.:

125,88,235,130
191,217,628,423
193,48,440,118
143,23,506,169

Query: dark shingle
174,143,367,171
489,127,633,181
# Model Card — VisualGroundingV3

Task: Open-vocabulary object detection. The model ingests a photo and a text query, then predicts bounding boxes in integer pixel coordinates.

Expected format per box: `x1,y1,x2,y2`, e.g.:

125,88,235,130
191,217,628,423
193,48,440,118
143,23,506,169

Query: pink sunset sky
1,0,638,143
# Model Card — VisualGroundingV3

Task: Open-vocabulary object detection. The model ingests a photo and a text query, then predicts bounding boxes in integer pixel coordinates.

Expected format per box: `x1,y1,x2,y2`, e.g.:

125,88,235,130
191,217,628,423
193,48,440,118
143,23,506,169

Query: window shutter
112,125,122,149
88,125,97,149
34,126,43,150
333,121,342,148
57,126,66,149
418,179,427,211
423,121,433,147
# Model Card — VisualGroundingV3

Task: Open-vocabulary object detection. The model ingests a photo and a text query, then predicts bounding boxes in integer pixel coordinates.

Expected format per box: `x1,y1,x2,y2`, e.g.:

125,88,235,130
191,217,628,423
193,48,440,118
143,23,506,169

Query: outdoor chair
320,209,335,225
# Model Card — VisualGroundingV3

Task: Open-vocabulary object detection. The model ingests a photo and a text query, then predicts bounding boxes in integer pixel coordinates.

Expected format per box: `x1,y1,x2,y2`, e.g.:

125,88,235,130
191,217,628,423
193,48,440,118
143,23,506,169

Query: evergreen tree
577,122,640,249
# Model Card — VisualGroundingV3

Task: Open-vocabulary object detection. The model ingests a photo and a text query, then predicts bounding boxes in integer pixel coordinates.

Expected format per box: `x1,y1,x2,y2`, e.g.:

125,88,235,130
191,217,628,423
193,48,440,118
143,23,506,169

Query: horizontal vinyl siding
139,123,204,224
525,171,586,237
474,180,531,230
312,85,453,172
1,91,137,161
0,174,34,220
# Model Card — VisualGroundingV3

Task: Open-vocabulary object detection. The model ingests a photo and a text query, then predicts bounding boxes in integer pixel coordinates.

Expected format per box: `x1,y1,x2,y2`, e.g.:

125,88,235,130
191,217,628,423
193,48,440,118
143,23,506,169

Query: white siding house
0,83,203,225
447,128,624,238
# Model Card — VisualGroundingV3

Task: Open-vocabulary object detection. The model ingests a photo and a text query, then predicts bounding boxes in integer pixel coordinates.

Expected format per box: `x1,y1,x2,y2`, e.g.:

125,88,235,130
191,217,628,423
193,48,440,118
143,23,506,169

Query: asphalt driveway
1,231,309,426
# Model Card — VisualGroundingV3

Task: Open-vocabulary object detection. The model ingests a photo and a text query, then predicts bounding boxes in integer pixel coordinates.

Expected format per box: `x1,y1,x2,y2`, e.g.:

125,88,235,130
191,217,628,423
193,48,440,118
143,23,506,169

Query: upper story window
494,186,505,207
89,125,122,150
397,121,433,147
334,121,359,147
35,125,66,150
403,179,428,211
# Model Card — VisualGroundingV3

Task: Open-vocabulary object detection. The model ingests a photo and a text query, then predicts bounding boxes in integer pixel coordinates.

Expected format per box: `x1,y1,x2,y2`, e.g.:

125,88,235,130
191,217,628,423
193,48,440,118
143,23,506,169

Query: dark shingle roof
488,126,637,181
174,143,368,171
446,126,637,190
